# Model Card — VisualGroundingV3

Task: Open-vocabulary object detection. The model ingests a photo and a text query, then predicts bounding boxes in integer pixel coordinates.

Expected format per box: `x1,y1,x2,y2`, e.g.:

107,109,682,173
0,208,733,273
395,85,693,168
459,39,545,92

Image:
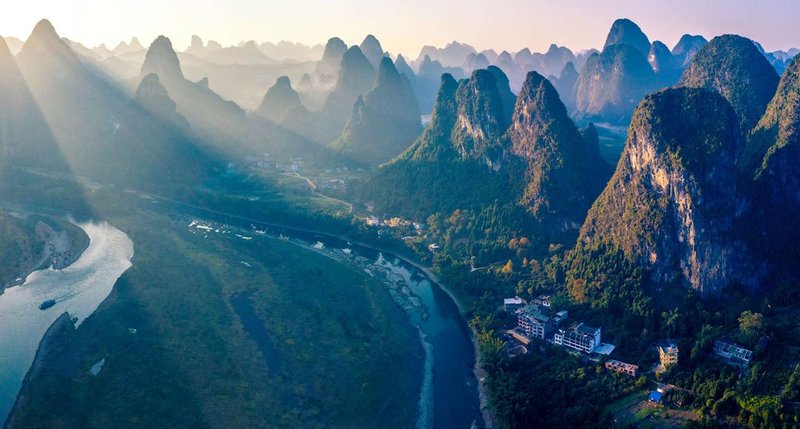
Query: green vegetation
0,213,42,287
8,192,423,429
576,87,743,294
678,34,779,134
739,55,800,280
475,320,642,429
507,72,609,234
359,160,515,219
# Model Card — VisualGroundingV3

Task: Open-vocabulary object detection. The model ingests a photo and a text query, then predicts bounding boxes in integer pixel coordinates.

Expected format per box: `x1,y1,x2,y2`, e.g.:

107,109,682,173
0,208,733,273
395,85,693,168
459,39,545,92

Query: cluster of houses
319,179,346,191
503,296,759,384
504,296,612,356
365,216,424,230
242,154,303,172
364,216,436,249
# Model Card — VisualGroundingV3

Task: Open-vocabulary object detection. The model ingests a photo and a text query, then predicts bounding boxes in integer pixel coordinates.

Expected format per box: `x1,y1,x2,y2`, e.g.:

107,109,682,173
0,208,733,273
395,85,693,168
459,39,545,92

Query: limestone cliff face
508,72,608,232
579,88,757,294
451,69,511,169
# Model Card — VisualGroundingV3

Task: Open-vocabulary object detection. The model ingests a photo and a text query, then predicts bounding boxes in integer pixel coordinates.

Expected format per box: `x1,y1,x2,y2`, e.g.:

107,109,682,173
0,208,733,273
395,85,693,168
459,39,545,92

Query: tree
738,311,764,344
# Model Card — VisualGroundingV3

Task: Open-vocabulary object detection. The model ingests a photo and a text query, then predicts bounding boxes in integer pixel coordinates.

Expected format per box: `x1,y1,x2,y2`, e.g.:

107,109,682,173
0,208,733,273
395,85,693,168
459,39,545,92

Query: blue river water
180,207,484,429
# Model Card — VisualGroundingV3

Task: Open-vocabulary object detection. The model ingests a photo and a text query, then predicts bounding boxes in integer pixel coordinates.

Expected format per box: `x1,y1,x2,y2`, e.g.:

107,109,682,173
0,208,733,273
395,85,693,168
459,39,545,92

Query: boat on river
39,299,56,310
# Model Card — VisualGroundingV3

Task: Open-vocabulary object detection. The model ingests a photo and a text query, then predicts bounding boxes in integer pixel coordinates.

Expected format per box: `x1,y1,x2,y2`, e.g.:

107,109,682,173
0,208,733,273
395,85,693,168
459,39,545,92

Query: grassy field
7,196,423,428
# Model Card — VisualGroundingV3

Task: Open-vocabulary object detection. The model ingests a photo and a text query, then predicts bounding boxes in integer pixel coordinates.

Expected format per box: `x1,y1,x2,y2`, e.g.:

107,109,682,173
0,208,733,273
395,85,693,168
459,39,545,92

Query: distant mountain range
1,20,217,188
360,24,800,296
359,64,609,244
9,17,792,127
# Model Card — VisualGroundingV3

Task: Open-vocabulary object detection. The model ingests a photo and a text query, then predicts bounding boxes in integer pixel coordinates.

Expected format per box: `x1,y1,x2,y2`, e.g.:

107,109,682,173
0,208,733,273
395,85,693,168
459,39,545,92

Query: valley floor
4,188,423,429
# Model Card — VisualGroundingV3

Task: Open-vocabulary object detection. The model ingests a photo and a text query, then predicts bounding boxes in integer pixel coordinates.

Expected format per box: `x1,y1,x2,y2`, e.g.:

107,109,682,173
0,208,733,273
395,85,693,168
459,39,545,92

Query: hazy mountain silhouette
315,37,348,80
574,43,656,123
649,41,681,86
604,18,651,56
359,35,385,67
332,57,421,165
256,76,307,123
317,46,376,142
138,35,253,155
12,20,215,186
672,34,708,67
549,62,578,111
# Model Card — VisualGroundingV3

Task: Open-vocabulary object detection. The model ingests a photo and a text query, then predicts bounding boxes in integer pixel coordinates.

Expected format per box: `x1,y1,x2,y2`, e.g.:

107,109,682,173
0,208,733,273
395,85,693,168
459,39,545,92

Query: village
500,295,761,427
236,147,775,428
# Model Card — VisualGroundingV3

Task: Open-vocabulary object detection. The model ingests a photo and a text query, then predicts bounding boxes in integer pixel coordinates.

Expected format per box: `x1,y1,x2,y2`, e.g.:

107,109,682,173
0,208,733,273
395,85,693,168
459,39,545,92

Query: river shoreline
112,192,493,428
0,221,134,426
0,213,90,294
369,250,495,429
3,313,73,429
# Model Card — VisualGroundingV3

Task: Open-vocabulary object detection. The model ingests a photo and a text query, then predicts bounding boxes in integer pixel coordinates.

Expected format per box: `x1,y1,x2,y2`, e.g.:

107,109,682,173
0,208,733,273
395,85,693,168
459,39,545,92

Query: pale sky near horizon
1,0,798,57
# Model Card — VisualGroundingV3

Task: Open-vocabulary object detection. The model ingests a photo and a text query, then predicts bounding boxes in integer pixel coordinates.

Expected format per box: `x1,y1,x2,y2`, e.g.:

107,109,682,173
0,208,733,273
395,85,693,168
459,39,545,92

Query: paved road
281,171,354,214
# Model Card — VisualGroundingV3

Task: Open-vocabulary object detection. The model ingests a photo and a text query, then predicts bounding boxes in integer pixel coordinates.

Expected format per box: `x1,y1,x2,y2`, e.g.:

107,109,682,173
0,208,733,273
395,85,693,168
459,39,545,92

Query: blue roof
649,391,664,402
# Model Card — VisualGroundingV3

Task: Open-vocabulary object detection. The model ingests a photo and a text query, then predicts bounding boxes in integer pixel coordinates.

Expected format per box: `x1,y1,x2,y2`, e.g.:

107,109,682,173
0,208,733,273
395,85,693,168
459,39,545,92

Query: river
0,222,134,425
182,209,485,429
0,205,483,428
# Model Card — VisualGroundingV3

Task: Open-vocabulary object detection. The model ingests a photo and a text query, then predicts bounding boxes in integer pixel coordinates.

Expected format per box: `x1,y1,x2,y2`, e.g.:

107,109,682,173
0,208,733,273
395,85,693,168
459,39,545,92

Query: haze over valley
1,2,800,428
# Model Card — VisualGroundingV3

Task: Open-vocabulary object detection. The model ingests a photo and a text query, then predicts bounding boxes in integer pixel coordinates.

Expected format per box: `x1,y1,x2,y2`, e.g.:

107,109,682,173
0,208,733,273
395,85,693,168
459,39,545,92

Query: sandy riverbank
1,214,90,293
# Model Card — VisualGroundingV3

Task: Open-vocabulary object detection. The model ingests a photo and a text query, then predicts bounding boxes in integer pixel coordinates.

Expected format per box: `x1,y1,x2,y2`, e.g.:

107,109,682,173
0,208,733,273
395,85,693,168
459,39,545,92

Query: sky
1,0,798,57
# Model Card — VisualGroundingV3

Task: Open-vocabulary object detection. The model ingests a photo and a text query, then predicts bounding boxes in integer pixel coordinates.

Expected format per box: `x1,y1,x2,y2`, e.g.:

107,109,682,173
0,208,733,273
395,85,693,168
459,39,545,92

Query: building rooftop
649,391,664,403
657,340,679,353
594,343,616,355
713,339,753,362
519,305,550,322
504,297,525,306
576,323,600,336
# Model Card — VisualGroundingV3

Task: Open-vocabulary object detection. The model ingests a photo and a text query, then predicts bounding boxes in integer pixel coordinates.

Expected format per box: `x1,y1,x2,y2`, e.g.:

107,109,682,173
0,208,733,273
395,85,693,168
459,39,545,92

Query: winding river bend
0,222,133,425
177,205,485,429
0,202,483,428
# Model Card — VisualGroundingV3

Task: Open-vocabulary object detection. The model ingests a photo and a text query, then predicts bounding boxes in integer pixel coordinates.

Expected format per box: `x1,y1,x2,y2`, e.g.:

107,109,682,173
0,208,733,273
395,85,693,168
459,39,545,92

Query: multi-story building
657,340,679,368
517,306,553,339
605,359,639,377
553,323,601,354
713,339,753,367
